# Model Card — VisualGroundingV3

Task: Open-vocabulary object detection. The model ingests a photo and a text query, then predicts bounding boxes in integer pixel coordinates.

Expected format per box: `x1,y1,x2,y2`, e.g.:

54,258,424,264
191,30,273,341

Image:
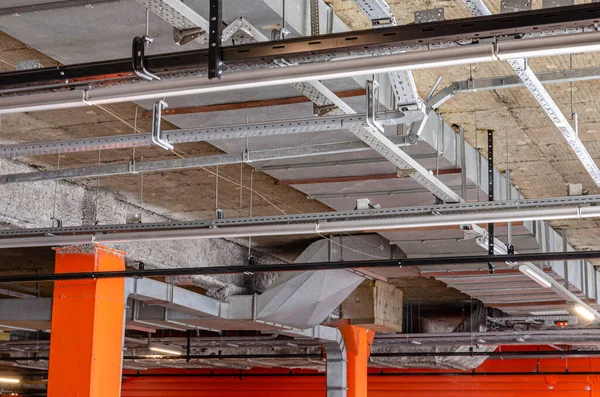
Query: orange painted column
47,245,126,397
338,321,375,397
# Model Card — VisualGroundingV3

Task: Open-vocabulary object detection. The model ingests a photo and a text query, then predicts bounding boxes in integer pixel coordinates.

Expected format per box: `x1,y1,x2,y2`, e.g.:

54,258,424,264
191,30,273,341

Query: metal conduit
2,251,600,283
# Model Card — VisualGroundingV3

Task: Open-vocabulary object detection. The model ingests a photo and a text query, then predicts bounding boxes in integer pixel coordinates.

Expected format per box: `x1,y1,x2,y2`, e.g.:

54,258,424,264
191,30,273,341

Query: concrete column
47,245,126,397
338,321,375,397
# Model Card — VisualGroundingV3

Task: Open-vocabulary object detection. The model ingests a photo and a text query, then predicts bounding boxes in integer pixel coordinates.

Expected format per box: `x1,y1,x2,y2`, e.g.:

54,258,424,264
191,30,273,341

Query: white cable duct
2,32,600,114
1,205,599,248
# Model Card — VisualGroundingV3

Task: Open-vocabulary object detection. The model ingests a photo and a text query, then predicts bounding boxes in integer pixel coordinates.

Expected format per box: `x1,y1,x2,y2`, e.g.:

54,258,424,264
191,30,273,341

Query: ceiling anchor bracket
151,99,173,151
132,35,161,81
366,80,384,133
173,27,206,46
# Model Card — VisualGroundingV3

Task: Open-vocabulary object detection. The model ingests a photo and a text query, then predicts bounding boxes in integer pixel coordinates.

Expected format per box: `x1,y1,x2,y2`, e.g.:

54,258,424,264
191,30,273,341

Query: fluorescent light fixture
0,377,20,384
574,305,596,321
530,310,570,315
497,32,600,60
148,344,183,356
519,265,552,288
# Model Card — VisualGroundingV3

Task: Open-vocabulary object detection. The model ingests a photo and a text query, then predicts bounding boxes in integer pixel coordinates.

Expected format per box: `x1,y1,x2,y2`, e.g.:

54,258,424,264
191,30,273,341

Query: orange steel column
47,245,126,397
338,321,375,397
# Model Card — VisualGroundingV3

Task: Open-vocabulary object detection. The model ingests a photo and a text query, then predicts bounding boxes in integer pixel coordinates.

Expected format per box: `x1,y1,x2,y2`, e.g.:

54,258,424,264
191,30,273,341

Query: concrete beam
340,280,403,332
0,157,280,300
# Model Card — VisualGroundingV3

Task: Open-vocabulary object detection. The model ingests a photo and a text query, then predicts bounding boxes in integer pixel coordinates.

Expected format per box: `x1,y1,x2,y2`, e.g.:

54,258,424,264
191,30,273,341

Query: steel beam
0,135,409,184
509,59,600,186
0,110,406,158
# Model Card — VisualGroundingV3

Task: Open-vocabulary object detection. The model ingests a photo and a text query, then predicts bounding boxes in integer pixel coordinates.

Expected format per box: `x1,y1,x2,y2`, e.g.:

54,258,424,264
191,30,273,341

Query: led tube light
148,344,183,356
518,265,552,288
0,377,20,384
575,305,596,321
497,32,600,60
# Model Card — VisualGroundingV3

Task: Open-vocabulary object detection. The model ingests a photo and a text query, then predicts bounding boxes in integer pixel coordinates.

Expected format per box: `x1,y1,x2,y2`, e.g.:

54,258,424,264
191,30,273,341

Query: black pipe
14,370,600,381
5,350,600,362
0,353,323,362
2,250,600,283
370,350,600,358
2,3,600,88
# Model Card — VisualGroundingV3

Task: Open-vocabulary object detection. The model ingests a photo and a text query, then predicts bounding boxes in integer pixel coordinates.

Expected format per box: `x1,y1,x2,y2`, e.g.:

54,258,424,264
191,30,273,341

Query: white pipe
3,32,600,114
1,205,599,248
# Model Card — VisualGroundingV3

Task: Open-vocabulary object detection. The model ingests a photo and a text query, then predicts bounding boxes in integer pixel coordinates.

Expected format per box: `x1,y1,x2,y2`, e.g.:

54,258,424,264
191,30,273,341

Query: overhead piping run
1,3,600,112
2,33,598,113
1,3,596,87
2,251,600,283
0,196,599,248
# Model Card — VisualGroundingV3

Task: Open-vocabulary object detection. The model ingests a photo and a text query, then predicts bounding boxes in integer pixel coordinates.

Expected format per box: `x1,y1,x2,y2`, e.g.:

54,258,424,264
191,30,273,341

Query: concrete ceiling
328,0,600,252
0,0,598,316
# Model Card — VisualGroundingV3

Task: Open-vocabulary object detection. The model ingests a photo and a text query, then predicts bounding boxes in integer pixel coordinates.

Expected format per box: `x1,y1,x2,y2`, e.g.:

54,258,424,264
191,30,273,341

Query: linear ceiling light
497,32,600,59
519,265,552,288
517,264,600,322
0,377,19,384
148,343,183,356
574,305,596,321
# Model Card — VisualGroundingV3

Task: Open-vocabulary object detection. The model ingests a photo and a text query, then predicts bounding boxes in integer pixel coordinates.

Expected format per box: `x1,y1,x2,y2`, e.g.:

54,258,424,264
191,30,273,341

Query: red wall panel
121,353,600,397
